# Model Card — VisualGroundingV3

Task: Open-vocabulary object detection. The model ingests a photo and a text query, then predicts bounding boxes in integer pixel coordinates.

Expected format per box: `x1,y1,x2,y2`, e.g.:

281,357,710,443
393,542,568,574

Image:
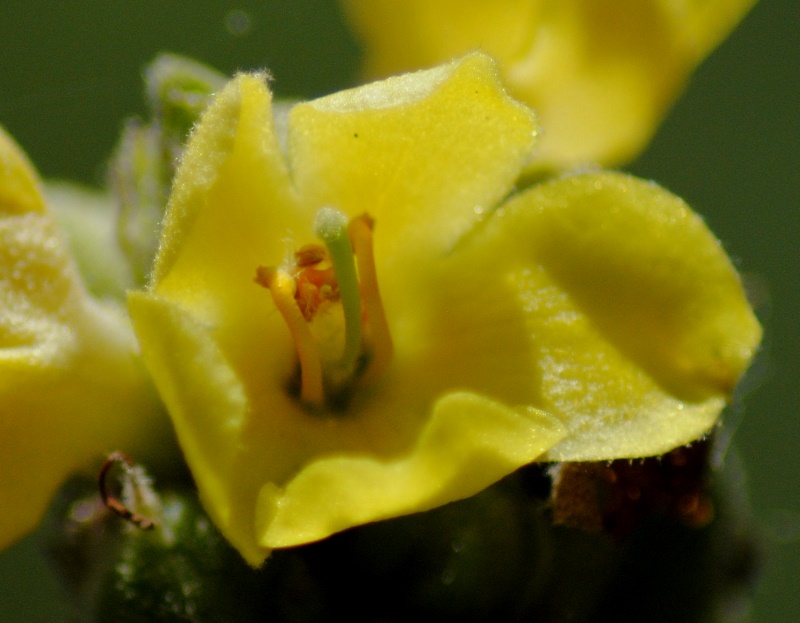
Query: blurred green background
0,1,797,621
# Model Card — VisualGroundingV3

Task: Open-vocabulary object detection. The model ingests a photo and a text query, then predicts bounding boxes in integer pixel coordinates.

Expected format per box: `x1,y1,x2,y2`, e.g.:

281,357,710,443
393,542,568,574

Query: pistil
314,207,363,375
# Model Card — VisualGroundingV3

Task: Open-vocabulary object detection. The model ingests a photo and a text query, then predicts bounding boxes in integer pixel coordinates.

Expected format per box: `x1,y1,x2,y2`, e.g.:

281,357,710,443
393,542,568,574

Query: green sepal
145,54,227,155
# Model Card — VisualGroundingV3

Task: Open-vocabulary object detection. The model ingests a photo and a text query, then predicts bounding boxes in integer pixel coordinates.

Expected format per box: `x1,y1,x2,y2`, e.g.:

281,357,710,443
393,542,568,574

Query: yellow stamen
349,214,393,383
255,266,324,407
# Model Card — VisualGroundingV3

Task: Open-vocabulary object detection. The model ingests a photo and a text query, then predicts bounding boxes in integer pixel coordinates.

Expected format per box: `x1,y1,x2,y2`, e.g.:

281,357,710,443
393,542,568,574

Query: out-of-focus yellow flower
0,126,168,551
128,53,760,567
341,0,756,170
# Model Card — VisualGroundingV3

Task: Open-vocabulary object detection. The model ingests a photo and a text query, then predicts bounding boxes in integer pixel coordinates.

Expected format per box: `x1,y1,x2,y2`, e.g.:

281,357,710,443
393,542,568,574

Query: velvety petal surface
152,73,302,325
432,171,761,460
342,0,755,168
0,127,168,551
127,291,255,560
257,393,564,548
288,52,538,270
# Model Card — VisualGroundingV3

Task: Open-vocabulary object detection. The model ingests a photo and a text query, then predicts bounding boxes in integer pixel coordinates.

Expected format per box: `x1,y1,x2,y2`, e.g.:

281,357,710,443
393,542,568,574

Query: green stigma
314,207,362,374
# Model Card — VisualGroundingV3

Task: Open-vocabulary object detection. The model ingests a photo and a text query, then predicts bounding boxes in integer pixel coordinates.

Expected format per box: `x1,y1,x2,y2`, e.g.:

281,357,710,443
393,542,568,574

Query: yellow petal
127,291,259,563
445,171,760,460
342,0,539,76
0,127,168,551
505,0,756,168
257,393,564,548
288,52,537,268
152,73,303,325
342,0,755,169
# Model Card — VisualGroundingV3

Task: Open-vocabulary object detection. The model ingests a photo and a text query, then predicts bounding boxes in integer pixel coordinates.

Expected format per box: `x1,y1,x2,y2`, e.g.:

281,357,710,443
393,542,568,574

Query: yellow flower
0,126,169,551
128,53,760,567
341,0,755,170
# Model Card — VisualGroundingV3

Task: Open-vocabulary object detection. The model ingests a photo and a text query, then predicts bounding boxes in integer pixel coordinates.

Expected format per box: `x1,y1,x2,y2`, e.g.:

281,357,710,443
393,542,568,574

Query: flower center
255,208,392,411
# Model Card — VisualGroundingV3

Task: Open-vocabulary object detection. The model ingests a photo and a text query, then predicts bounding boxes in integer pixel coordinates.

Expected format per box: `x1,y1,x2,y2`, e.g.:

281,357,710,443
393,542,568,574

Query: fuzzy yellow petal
447,171,760,460
126,291,260,563
342,0,755,168
288,52,538,268
152,73,302,322
0,127,168,551
257,394,564,548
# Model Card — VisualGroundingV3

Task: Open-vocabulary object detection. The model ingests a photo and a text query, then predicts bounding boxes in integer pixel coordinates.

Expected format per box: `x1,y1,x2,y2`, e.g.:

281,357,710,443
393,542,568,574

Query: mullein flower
128,53,760,566
340,0,756,170
0,126,169,551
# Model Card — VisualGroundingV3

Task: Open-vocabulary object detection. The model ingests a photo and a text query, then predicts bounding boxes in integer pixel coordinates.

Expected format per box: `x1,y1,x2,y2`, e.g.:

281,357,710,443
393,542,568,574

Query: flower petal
343,0,539,75
152,73,303,327
127,291,261,563
0,127,168,551
288,52,538,268
503,0,756,168
437,171,760,460
256,392,564,548
342,0,755,168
